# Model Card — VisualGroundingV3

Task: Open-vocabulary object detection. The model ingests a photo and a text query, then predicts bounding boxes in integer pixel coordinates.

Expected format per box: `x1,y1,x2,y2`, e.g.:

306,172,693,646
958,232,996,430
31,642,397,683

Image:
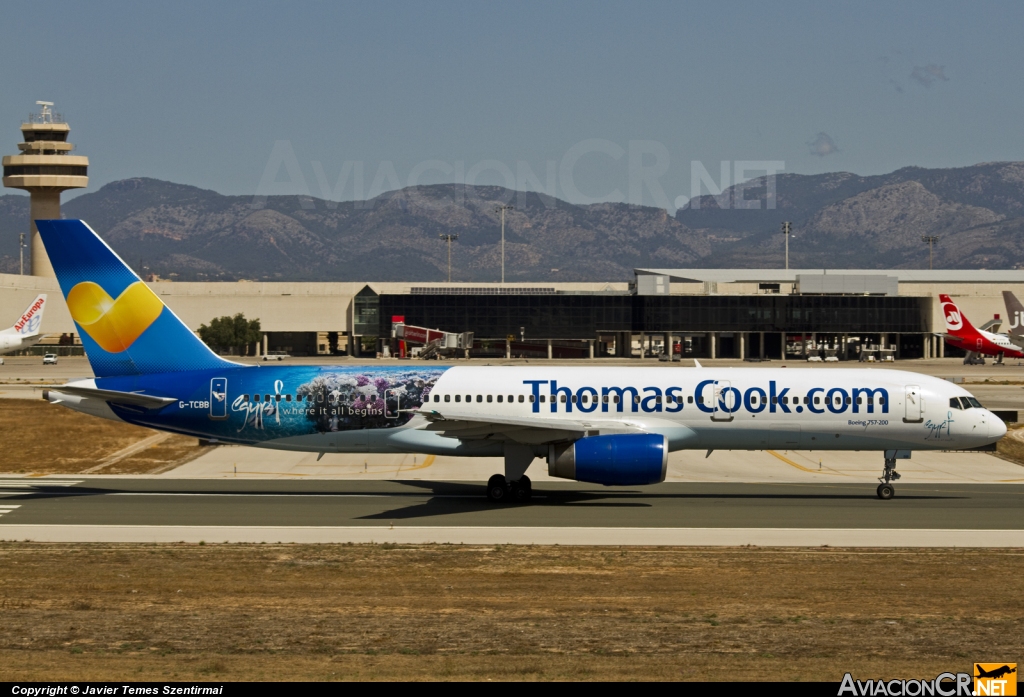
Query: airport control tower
2,102,89,277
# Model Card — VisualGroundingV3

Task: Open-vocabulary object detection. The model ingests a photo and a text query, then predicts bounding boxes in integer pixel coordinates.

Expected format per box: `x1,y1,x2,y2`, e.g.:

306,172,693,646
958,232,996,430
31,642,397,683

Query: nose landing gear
876,455,901,500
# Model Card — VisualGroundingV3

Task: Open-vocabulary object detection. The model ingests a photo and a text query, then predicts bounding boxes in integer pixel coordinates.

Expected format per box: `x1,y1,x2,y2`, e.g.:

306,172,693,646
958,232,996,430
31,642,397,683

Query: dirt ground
0,400,212,474
0,543,1020,681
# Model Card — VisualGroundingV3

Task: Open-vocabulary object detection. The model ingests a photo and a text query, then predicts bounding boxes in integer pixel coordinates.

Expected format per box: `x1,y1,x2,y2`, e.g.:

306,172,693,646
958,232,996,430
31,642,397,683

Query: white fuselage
420,366,1002,453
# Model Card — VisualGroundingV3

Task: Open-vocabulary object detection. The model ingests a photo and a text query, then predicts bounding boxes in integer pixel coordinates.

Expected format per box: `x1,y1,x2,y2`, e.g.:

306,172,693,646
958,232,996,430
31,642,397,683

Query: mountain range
2,161,1023,281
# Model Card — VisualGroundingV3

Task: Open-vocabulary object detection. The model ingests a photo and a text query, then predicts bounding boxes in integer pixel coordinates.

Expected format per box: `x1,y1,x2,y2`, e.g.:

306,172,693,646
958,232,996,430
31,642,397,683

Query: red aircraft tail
938,294,982,340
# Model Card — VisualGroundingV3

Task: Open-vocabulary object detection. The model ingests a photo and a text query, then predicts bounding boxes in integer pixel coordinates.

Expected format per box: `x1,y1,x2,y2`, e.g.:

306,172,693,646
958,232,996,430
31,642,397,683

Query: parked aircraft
1001,291,1024,350
939,294,1024,363
0,294,47,358
36,220,1005,501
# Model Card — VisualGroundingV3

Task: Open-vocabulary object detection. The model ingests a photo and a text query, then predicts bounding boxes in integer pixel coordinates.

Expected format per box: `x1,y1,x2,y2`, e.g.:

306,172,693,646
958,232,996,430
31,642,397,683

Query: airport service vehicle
939,294,1024,363
0,294,47,356
262,351,289,361
42,353,58,365
36,220,1005,501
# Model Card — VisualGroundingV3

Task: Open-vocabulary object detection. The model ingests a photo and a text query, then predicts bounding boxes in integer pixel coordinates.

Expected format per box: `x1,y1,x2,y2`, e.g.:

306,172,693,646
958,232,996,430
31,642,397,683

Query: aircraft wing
414,408,644,444
47,385,178,409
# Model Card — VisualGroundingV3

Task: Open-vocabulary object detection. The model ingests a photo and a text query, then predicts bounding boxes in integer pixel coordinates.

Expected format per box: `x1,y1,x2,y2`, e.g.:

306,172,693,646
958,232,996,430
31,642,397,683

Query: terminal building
3,102,1021,361
3,267,1023,361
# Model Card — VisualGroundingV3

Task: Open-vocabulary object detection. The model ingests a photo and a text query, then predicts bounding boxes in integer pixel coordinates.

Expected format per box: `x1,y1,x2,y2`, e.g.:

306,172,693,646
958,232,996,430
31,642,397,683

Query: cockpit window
967,397,983,409
958,397,972,409
949,397,962,409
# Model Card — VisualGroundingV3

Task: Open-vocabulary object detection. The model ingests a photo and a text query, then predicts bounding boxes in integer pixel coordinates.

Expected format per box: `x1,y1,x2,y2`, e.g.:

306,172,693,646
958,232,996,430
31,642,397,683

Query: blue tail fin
35,219,238,377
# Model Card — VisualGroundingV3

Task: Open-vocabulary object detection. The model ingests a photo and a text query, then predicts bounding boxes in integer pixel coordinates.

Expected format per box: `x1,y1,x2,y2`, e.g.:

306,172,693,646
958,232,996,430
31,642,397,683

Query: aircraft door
711,380,737,422
210,378,228,420
384,388,400,419
904,385,923,423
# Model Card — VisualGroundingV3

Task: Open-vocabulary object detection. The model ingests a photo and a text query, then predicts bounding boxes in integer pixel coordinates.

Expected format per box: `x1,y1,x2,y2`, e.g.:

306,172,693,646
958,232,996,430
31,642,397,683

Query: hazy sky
2,0,1022,210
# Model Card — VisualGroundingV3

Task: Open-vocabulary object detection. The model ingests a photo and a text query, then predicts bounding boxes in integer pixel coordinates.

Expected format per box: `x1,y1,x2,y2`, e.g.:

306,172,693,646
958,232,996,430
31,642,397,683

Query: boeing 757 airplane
36,220,1005,501
0,293,48,361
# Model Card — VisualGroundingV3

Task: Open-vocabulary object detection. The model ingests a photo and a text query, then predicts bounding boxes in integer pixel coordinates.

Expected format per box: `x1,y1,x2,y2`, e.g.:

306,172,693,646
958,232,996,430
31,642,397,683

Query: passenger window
856,398,862,405
845,397,851,405
814,397,820,404
444,394,450,402
570,395,577,403
688,396,693,404
244,394,250,401
751,396,758,405
254,394,260,402
497,395,503,403
455,395,461,403
581,395,588,403
656,396,662,403
613,396,620,403
540,395,546,403
880,397,886,405
949,397,962,409
265,395,271,402
697,396,703,404
634,395,640,404
275,395,281,402
466,395,471,402
603,395,609,403
771,397,778,404
527,395,534,403
561,395,567,403
510,395,515,402
782,397,788,404
476,395,483,403
317,394,324,404
487,395,493,403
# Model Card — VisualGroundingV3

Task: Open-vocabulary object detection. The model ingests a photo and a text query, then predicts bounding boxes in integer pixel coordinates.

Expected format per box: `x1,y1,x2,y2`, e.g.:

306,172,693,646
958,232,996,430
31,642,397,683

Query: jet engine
547,433,667,486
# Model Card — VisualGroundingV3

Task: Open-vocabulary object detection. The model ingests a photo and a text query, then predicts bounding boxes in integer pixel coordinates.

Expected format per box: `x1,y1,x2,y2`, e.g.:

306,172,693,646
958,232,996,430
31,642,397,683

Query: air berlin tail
938,294,980,339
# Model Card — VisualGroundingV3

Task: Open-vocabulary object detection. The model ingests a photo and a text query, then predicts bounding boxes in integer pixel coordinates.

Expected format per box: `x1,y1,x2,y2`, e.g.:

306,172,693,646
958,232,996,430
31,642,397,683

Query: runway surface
1,478,1022,545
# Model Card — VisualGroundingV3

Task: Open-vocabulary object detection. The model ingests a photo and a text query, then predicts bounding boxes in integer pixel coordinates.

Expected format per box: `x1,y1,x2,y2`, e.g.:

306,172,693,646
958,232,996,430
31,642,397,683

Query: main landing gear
876,455,901,500
486,474,532,502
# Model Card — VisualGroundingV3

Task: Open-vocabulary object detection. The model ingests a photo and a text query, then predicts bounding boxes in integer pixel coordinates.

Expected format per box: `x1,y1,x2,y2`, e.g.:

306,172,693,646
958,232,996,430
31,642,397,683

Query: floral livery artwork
230,367,445,436
298,368,442,432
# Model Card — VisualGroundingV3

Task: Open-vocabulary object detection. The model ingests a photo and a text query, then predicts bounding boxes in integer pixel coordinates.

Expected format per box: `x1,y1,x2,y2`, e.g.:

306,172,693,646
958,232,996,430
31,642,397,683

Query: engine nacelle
548,433,667,486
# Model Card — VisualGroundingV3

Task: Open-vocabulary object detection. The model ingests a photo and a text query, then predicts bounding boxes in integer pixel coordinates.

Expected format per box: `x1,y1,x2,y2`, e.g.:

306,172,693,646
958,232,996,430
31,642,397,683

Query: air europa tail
938,294,981,339
0,293,46,337
35,219,239,377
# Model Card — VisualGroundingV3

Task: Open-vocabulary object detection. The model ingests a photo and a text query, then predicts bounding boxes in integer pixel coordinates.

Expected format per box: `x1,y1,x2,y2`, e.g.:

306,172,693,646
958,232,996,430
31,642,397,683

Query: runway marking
1,524,1022,546
398,455,436,473
0,505,21,517
767,450,849,476
0,480,82,489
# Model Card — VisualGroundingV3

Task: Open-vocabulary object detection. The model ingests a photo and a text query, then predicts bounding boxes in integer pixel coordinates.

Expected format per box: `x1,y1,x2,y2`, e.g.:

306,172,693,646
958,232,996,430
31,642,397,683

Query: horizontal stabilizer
46,385,177,409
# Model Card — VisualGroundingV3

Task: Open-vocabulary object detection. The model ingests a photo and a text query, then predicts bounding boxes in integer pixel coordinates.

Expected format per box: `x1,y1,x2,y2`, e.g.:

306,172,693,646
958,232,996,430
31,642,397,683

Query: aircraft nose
989,412,1007,439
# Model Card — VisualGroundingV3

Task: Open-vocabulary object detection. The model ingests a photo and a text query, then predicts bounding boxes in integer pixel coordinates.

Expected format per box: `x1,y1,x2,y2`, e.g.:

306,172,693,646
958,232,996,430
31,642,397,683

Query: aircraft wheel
510,477,532,502
487,474,508,502
876,483,895,500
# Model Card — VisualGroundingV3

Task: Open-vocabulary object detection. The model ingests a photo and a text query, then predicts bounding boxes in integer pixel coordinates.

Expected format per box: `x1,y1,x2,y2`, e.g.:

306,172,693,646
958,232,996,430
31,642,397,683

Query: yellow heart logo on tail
67,281,165,353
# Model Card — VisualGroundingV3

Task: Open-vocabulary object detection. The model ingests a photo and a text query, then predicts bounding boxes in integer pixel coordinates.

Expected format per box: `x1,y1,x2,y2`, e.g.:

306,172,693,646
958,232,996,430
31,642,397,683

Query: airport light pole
922,236,939,270
495,204,513,283
439,233,459,282
781,221,793,270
